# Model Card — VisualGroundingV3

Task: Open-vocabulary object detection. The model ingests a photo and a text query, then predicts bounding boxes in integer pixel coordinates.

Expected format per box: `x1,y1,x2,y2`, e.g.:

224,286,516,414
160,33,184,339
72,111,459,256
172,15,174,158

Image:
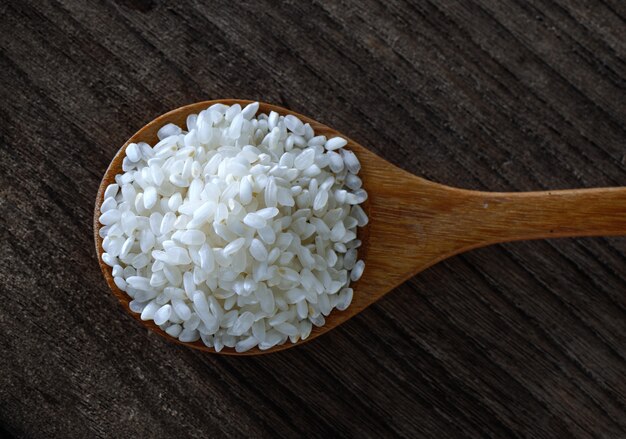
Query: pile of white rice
98,102,368,352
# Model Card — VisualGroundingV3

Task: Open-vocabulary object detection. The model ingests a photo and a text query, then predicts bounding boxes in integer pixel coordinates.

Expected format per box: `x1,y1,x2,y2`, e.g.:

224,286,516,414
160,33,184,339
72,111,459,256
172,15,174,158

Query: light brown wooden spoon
94,99,626,355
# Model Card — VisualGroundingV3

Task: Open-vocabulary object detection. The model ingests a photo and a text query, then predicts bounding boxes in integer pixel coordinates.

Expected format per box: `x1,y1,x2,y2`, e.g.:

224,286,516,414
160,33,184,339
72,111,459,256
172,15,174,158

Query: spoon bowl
95,99,626,355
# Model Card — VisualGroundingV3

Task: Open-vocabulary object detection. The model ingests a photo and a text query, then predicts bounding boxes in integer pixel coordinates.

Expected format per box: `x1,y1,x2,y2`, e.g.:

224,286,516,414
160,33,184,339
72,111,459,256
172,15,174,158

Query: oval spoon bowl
95,99,377,355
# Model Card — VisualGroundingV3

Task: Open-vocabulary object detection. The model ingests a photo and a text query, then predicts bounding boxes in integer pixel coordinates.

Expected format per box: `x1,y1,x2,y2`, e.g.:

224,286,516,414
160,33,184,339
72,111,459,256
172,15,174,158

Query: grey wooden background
0,0,625,438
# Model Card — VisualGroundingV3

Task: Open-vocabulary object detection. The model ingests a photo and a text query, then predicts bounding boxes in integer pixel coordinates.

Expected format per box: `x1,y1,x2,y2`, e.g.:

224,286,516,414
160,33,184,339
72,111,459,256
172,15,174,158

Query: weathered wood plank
0,0,624,437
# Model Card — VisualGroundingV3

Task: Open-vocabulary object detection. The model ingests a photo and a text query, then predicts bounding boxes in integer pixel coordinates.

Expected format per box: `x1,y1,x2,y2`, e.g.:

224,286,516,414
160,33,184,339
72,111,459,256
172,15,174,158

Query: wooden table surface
1,1,625,437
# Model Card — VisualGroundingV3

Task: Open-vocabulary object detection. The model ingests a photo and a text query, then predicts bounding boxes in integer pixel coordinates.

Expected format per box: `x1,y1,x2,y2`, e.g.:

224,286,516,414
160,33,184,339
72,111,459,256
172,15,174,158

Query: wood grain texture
1,0,625,437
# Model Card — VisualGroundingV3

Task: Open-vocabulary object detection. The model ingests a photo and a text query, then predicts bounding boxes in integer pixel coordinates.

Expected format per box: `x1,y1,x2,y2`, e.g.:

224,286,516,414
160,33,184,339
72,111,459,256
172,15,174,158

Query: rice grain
99,103,368,351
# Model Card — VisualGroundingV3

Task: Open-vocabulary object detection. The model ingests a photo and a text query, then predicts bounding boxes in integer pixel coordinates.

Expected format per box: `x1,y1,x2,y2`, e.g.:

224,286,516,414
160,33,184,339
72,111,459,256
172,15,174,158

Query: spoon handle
464,187,626,246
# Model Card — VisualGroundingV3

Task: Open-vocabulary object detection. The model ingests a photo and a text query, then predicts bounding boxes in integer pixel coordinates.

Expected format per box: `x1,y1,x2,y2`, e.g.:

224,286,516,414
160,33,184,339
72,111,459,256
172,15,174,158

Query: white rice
99,102,368,352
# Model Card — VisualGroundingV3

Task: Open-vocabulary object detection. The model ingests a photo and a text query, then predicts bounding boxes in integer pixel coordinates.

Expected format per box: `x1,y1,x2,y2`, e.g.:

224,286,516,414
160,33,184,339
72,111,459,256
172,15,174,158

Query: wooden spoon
94,99,626,355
